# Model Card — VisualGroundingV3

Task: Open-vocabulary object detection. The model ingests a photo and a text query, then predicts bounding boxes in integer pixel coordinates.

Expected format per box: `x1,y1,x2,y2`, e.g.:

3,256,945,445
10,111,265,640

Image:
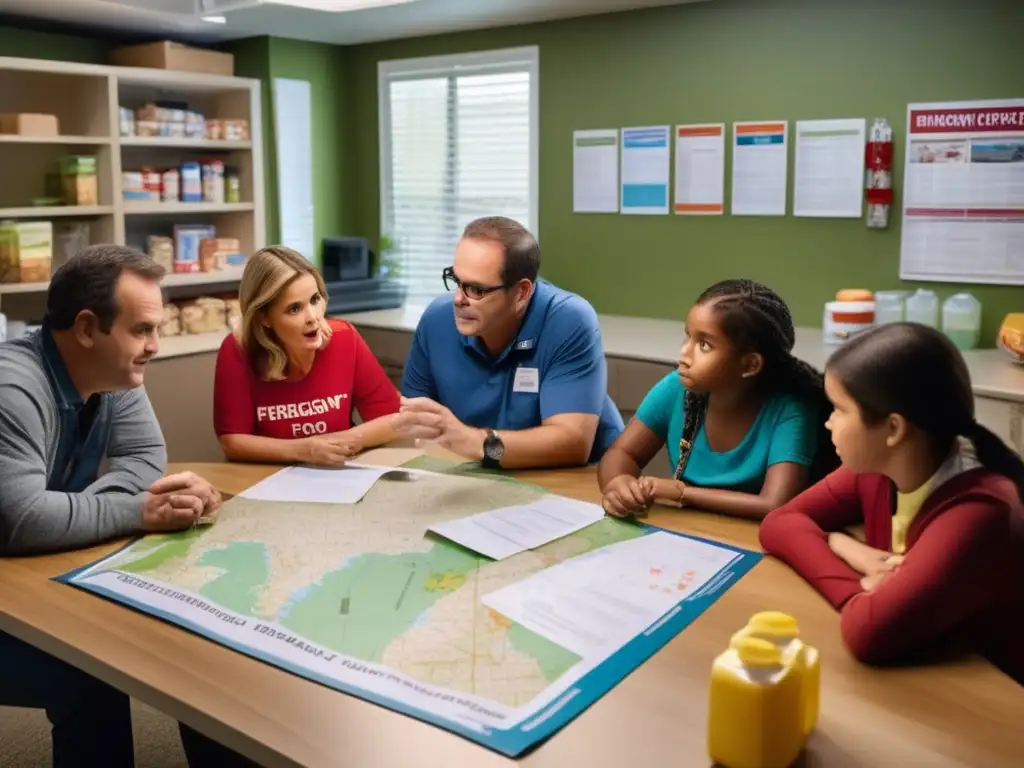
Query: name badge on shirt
513,366,540,393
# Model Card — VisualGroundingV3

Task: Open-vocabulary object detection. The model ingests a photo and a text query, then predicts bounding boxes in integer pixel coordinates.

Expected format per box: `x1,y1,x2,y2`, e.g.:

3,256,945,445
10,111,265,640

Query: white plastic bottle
873,290,908,324
905,288,939,328
942,292,982,350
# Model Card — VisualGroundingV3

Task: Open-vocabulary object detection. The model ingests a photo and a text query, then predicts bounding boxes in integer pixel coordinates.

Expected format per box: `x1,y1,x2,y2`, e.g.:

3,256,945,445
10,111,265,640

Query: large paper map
59,457,760,756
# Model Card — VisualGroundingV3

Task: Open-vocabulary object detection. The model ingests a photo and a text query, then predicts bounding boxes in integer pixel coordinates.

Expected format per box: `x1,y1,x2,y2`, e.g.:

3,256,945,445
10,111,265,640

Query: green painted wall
0,25,107,63
224,36,275,245
347,0,1024,344
5,1,1024,343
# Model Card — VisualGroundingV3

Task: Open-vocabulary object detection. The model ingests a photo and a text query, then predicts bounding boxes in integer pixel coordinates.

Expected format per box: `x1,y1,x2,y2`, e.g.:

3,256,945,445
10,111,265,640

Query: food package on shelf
0,220,20,283
15,221,52,283
225,297,241,331
146,235,174,273
122,171,148,201
161,168,180,202
199,237,240,272
135,120,160,137
54,221,90,265
206,118,249,141
60,155,99,206
119,107,134,137
180,296,228,335
173,224,215,273
0,221,54,283
132,103,207,139
201,160,224,203
159,302,181,337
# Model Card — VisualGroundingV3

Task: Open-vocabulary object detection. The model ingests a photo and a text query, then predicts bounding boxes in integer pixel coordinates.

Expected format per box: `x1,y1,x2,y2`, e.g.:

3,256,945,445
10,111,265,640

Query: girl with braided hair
599,278,835,520
760,323,1023,683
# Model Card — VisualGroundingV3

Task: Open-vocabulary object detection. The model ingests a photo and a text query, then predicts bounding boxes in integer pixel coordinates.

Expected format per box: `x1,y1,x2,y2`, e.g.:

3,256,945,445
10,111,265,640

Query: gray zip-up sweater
0,328,166,555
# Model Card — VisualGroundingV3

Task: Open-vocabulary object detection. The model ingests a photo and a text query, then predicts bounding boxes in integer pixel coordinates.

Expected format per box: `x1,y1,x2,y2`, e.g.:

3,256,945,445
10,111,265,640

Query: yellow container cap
747,611,800,637
735,637,782,667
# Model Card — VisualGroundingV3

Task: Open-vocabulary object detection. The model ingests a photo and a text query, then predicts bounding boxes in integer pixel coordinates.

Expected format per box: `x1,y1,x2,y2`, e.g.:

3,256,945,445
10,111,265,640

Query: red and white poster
900,99,1024,285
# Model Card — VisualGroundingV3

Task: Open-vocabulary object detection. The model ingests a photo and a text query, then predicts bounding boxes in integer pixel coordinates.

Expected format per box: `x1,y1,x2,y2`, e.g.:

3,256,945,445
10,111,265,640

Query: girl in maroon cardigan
759,322,1024,685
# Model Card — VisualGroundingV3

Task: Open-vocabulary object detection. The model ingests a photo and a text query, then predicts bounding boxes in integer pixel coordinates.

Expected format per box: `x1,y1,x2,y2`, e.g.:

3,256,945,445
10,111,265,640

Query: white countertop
149,306,1024,403
340,306,1024,404
154,330,229,361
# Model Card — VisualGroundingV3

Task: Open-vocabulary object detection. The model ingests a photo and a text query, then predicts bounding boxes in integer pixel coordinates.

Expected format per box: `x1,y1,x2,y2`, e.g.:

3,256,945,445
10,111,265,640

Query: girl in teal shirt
599,279,836,520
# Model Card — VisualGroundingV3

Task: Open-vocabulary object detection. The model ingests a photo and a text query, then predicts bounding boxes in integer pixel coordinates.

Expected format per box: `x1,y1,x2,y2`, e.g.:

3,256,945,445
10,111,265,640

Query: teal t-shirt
634,373,817,494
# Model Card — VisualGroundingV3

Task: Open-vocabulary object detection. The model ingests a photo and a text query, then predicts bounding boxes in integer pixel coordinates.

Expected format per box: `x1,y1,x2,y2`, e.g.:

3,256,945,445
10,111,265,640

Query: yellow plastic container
731,611,820,736
708,637,804,768
709,612,820,768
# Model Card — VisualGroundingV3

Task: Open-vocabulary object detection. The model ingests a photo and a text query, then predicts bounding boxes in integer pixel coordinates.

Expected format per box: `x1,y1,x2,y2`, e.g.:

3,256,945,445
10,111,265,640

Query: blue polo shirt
401,279,624,463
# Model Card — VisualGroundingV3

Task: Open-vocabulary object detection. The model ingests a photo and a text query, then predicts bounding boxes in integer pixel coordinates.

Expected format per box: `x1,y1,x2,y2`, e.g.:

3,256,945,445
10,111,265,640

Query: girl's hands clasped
602,476,690,518
601,474,654,518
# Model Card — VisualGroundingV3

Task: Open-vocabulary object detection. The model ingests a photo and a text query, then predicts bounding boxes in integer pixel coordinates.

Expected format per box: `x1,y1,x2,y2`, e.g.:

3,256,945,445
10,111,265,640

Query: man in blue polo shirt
394,216,623,469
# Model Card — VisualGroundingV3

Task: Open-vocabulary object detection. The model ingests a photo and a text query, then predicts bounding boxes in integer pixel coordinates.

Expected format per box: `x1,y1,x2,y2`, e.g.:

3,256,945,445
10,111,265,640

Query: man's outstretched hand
392,397,486,460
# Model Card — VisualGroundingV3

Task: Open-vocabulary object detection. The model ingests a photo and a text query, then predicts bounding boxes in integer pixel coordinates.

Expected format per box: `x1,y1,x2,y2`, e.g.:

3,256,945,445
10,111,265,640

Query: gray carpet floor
0,700,187,767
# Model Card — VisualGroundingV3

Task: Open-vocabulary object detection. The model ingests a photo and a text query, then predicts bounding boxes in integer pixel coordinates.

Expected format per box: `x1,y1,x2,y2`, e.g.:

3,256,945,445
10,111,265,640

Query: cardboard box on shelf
0,113,59,136
199,237,244,272
110,41,234,77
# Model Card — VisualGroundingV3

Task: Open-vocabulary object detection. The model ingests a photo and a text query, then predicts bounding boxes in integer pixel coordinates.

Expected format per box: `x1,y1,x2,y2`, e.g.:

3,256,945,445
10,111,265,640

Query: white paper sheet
620,126,671,215
731,120,789,216
900,98,1024,285
573,129,619,213
482,531,741,658
238,463,393,504
793,118,866,218
427,495,605,560
674,124,725,215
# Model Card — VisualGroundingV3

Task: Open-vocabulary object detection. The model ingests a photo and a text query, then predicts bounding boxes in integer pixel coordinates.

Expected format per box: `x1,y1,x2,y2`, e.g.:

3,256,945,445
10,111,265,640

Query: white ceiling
0,0,705,46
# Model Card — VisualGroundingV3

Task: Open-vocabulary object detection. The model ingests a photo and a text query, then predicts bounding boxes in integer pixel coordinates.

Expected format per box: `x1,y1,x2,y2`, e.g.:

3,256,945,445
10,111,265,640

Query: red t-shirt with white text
213,319,399,439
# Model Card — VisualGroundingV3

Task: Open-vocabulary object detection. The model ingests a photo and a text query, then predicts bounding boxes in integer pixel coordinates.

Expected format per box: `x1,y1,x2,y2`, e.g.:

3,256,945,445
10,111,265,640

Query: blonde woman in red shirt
213,245,399,465
759,322,1024,685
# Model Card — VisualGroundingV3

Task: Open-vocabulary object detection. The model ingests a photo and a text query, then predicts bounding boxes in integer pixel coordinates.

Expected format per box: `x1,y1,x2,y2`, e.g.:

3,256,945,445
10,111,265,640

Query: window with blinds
378,48,539,305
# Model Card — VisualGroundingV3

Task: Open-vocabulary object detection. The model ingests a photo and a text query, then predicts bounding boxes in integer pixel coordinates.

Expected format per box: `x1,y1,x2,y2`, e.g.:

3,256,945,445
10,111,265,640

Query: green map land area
90,456,645,707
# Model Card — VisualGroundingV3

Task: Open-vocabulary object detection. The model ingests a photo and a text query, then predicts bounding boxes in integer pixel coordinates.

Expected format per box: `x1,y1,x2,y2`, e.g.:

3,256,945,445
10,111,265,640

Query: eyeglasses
442,266,508,301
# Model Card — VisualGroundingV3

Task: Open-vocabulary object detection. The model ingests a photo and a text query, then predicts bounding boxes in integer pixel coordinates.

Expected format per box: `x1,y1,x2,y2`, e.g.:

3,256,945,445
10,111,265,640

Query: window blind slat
382,59,534,304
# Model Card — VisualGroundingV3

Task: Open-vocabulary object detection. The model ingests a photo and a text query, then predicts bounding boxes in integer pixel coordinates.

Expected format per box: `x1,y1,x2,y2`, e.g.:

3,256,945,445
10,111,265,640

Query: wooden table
1,457,1021,767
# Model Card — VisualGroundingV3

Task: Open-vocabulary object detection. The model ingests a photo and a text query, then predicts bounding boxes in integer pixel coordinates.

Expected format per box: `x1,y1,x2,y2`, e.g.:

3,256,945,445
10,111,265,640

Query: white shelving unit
0,55,265,307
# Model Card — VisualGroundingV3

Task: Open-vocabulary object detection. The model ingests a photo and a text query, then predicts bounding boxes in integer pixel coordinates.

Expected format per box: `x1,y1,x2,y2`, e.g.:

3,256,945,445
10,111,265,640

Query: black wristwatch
482,429,504,468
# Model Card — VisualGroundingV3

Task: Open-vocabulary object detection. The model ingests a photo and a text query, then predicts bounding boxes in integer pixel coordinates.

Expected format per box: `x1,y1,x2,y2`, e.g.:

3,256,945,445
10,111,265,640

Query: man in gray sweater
0,245,222,766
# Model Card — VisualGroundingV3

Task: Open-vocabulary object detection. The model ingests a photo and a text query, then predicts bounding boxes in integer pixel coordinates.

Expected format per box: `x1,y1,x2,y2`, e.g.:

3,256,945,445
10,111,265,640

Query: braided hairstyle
674,279,838,484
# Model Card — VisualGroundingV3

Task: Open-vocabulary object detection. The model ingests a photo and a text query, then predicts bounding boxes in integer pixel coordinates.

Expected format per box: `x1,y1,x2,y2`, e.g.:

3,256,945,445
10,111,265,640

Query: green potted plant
378,232,402,280
377,232,407,305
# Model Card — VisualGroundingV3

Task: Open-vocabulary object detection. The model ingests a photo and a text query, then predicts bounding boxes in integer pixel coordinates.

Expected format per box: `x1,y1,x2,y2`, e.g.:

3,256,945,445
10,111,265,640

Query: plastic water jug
942,292,982,350
905,289,939,328
730,611,820,736
708,612,820,768
874,290,908,325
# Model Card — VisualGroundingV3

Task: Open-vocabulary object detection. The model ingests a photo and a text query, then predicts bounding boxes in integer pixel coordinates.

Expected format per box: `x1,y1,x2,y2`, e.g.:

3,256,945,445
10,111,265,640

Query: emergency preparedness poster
900,98,1024,285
